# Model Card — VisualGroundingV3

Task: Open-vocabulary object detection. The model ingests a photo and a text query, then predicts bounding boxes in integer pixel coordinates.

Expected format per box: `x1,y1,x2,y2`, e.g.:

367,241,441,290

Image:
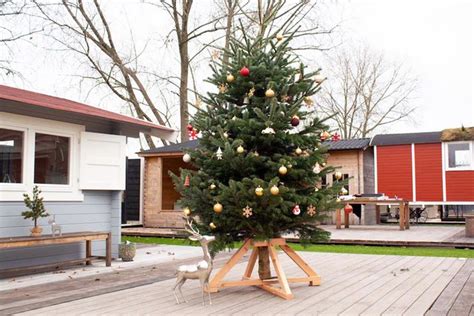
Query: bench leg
106,233,112,267
86,240,92,265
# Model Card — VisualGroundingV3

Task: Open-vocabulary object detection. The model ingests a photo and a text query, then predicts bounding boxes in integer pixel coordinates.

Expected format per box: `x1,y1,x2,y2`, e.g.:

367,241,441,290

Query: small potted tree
22,186,49,237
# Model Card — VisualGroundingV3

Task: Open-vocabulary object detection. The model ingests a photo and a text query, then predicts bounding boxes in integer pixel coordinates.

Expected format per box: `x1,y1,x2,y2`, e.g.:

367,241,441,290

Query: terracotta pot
30,226,43,237
119,243,136,262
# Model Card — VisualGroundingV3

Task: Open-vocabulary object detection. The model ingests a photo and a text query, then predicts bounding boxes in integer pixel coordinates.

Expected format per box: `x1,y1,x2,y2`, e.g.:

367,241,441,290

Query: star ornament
242,205,253,218
307,204,316,217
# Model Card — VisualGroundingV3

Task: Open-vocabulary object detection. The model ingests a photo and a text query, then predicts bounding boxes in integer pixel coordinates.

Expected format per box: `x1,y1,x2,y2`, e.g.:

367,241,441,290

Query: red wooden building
372,130,474,220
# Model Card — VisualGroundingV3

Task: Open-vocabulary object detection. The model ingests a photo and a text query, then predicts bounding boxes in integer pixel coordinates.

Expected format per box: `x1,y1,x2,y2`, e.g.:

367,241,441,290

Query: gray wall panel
0,190,121,270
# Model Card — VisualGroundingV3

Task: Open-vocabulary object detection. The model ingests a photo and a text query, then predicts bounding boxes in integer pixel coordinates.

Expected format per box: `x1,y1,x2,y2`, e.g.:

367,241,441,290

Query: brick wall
326,150,364,195
143,156,186,228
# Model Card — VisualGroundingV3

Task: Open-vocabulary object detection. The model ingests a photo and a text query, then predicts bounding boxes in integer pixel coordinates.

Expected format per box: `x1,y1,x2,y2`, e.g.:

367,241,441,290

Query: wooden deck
15,252,473,315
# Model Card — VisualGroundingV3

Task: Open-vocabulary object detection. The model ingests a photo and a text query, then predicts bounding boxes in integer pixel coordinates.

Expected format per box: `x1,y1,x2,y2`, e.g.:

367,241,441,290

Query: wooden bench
0,231,112,274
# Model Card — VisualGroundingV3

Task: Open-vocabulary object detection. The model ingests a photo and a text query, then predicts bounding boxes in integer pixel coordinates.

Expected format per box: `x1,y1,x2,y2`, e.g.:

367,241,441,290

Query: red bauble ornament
240,66,250,77
292,205,301,215
184,175,190,187
290,115,300,127
186,124,193,131
344,203,353,215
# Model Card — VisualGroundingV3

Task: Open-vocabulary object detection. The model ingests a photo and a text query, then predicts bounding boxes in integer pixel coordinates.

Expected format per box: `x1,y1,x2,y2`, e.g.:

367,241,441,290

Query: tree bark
258,247,271,280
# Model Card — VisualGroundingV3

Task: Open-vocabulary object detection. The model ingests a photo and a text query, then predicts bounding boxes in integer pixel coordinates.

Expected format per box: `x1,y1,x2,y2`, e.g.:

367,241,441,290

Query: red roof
0,85,177,139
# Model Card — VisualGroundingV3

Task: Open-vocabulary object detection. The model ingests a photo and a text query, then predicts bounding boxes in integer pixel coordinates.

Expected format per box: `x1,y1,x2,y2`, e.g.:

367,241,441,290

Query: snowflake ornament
307,204,316,217
242,205,253,218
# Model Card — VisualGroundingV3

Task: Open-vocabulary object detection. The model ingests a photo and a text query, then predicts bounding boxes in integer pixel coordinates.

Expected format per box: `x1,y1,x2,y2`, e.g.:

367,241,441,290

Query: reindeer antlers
183,216,201,237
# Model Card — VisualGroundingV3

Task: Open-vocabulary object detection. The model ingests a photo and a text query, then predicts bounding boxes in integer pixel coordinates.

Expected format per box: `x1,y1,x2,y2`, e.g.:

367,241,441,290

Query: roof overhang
0,85,178,140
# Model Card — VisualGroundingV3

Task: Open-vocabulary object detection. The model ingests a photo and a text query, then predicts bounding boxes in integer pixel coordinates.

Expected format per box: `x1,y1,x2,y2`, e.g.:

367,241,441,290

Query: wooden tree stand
207,238,320,300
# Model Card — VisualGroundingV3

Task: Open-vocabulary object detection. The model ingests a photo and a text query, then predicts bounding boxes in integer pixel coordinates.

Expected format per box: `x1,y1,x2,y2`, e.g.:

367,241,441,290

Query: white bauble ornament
236,145,245,154
182,153,191,163
334,171,342,180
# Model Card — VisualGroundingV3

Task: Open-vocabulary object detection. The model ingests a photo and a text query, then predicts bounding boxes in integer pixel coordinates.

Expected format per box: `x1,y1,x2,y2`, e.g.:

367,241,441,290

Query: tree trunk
258,247,271,280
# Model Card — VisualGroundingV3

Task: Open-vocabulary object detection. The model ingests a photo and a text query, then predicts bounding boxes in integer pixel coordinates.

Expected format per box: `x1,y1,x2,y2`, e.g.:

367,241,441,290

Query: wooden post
399,203,405,231
344,211,350,229
86,240,92,265
405,202,410,229
336,208,342,229
375,205,381,224
106,233,112,266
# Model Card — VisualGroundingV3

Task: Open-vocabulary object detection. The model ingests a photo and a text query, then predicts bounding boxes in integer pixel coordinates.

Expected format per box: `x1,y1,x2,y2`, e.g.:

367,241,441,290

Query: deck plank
427,259,474,316
14,252,468,316
448,267,474,316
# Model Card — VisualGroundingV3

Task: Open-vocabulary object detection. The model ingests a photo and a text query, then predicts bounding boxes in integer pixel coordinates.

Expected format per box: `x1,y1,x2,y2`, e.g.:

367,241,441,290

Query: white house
0,84,177,270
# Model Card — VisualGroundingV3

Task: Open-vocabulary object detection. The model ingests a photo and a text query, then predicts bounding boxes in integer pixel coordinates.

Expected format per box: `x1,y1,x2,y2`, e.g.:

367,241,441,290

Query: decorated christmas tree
172,25,344,280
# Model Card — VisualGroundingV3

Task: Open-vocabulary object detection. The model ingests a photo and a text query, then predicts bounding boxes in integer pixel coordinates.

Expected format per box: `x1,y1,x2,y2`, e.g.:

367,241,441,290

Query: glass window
0,128,23,183
34,133,70,185
447,143,471,168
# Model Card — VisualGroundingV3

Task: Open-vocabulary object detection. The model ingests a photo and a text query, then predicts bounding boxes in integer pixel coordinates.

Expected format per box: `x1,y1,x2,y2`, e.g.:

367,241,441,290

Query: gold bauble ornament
213,202,223,213
334,171,343,180
183,207,191,216
304,96,314,106
209,183,216,190
236,145,245,154
276,33,284,41
226,73,235,83
209,222,217,229
270,185,280,195
340,187,348,195
295,147,303,155
265,88,275,98
279,165,288,175
255,186,264,196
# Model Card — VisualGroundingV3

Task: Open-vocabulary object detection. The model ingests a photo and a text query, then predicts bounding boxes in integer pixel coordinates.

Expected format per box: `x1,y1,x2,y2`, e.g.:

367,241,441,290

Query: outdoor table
336,198,410,231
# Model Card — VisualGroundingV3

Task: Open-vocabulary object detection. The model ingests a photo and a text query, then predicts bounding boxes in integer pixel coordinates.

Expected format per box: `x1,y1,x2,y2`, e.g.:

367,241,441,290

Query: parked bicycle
409,207,428,224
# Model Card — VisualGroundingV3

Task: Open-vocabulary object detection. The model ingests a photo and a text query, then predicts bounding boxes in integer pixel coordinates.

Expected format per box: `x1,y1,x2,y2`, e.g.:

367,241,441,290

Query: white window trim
444,141,474,171
0,112,84,201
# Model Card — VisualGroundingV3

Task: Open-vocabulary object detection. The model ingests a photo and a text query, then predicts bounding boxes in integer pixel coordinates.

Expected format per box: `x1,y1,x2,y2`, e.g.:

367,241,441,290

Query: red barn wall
446,171,474,201
415,143,443,201
377,145,413,200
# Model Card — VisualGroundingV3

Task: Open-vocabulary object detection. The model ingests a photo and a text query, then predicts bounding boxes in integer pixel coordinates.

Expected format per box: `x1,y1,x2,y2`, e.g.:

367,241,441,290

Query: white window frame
0,112,84,201
444,141,474,171
0,124,27,192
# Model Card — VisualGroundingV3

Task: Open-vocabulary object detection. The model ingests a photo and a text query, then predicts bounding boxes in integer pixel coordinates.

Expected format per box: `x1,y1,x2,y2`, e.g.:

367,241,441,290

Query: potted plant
22,186,49,237
119,240,136,261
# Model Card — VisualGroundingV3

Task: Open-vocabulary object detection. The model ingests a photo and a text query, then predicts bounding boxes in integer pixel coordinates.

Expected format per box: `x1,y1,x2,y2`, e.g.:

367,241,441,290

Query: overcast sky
3,0,473,139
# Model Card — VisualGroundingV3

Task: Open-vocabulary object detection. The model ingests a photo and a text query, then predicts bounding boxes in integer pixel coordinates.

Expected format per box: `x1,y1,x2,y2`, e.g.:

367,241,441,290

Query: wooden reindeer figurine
173,217,215,305
48,215,62,237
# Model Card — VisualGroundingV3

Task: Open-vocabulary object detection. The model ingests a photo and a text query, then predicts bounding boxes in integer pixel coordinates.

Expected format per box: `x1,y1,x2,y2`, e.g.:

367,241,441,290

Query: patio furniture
0,231,112,274
336,198,410,230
